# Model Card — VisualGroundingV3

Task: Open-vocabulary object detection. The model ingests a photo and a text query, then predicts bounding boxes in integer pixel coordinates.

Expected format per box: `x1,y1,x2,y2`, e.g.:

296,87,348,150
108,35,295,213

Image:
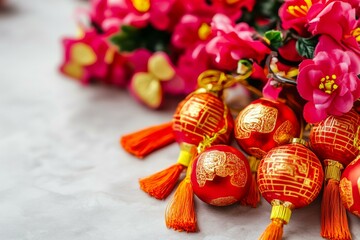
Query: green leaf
296,36,319,59
110,25,142,52
110,25,171,53
264,30,283,49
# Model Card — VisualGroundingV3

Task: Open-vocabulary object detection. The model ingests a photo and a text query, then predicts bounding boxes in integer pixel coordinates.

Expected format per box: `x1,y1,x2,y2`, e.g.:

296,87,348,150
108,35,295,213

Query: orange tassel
321,160,351,240
321,179,352,240
165,158,197,232
139,143,197,200
259,200,292,240
240,156,261,207
139,163,185,200
259,219,284,240
120,122,175,158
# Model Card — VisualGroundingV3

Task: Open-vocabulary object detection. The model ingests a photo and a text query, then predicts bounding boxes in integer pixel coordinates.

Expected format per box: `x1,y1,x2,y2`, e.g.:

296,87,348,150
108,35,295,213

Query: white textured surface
0,1,359,239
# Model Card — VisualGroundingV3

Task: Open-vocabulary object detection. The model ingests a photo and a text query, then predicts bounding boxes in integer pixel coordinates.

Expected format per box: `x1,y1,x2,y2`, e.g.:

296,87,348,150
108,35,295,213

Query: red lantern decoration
190,145,251,206
172,92,234,148
235,98,300,158
340,156,360,218
234,98,300,207
310,109,360,240
122,70,247,233
137,91,233,200
257,139,324,240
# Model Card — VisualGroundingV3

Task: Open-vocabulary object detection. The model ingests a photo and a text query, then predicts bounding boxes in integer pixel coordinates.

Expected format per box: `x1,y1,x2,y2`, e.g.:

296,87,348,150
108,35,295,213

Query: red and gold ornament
190,145,251,206
340,156,360,218
121,70,252,232
165,70,255,232
257,138,324,240
310,109,360,240
137,81,234,200
234,98,300,207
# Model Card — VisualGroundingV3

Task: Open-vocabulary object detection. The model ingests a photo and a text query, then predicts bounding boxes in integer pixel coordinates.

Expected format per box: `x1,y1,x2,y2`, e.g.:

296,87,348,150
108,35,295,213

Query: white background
0,0,359,239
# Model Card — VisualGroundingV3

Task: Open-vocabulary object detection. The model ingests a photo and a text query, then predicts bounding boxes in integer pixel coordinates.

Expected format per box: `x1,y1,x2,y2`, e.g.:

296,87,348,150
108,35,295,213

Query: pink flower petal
312,89,331,105
262,79,283,100
332,91,353,114
303,102,328,123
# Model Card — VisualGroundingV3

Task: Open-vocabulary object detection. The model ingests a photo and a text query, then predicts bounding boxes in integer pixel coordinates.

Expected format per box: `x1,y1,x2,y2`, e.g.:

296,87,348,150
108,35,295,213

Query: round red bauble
258,140,324,208
309,109,360,166
190,145,251,206
340,156,360,217
234,98,300,159
173,92,234,146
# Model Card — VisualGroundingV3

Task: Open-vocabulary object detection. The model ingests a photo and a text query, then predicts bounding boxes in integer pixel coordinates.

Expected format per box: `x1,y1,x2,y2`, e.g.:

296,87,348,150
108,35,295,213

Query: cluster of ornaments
121,71,360,239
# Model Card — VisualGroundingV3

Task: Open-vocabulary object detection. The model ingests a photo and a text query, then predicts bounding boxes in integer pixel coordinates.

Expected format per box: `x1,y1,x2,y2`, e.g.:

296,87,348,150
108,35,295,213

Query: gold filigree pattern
273,120,294,145
196,150,247,188
258,145,323,206
354,126,360,150
310,110,360,161
340,178,354,209
235,104,278,139
172,93,229,143
210,196,238,206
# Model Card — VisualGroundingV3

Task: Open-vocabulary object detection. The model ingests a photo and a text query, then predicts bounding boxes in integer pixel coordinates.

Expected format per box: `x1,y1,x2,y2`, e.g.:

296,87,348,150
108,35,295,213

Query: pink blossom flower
171,14,212,49
206,14,270,71
94,0,176,33
325,0,360,16
307,1,357,42
279,0,320,37
59,29,130,87
297,48,360,123
315,35,360,68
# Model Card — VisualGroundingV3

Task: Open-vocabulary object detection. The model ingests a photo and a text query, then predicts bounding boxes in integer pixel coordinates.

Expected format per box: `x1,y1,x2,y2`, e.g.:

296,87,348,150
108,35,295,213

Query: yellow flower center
198,23,211,40
287,0,312,18
131,0,150,13
351,27,360,42
318,75,338,94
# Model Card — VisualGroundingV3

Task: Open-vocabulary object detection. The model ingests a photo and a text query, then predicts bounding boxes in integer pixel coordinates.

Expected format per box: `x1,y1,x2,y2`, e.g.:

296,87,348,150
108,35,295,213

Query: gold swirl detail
340,177,354,209
210,196,238,206
236,104,278,139
196,150,247,188
273,120,294,145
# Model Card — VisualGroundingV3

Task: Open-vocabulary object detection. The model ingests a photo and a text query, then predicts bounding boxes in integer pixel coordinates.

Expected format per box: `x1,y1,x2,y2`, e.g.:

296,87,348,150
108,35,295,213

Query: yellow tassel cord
165,156,197,232
259,200,292,240
321,160,351,240
120,122,175,158
139,143,197,200
240,156,261,207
